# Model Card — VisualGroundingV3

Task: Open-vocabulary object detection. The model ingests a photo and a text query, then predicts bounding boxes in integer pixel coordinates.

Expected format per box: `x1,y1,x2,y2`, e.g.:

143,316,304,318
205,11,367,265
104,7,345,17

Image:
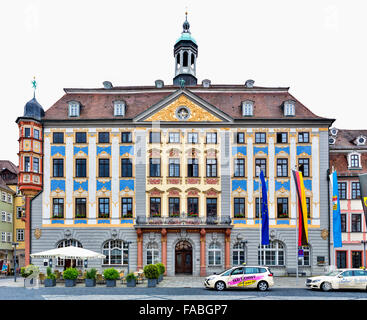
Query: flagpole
260,174,262,266
294,168,299,285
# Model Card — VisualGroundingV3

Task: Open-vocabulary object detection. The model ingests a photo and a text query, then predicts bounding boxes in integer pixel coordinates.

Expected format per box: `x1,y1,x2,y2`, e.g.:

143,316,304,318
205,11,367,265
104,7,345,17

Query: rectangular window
341,214,346,232
169,198,180,217
255,132,266,144
149,158,161,177
234,158,245,177
306,197,311,218
187,198,199,217
33,158,39,173
298,158,310,177
298,132,309,143
206,159,217,177
255,158,267,177
187,132,198,144
98,198,110,218
236,132,245,144
75,132,87,143
75,159,86,178
338,182,347,200
352,182,361,199
276,158,288,177
234,198,245,218
6,213,11,223
6,233,11,243
53,159,64,177
352,214,361,232
336,251,347,269
207,198,217,218
1,211,6,222
121,158,133,177
168,132,180,143
52,198,64,218
98,159,110,177
98,132,110,143
150,197,161,217
1,232,5,242
350,154,360,168
16,207,23,219
255,197,263,218
121,132,132,143
16,229,24,242
24,127,31,137
187,158,199,177
276,132,288,143
75,198,87,218
34,129,40,140
53,132,64,144
277,198,289,218
169,159,180,177
149,132,161,143
24,156,30,172
206,132,217,144
121,198,133,218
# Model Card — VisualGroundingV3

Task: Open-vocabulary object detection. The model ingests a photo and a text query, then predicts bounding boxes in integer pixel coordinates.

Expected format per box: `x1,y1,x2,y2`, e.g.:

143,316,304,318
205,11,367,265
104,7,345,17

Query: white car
204,266,274,291
306,268,367,291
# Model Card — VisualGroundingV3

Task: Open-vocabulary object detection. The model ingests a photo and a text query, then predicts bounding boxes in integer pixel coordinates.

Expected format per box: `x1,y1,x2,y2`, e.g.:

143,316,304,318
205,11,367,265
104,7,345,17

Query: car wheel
215,281,226,291
257,281,269,291
321,282,332,292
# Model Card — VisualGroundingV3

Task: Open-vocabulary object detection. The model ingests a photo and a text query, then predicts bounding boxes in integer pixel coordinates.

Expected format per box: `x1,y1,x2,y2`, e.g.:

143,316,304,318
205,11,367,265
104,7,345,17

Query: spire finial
183,9,190,33
31,76,37,98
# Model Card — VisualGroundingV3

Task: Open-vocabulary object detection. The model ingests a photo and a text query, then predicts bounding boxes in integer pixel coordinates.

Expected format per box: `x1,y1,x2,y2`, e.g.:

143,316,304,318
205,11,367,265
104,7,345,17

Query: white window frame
1,211,6,222
242,100,254,116
1,232,5,242
6,232,11,243
114,101,125,116
6,212,12,223
68,101,80,117
232,242,246,266
146,242,160,265
258,241,285,266
208,242,222,266
16,207,23,219
16,229,25,242
102,240,128,265
284,100,295,116
7,194,12,204
348,152,361,169
1,192,6,202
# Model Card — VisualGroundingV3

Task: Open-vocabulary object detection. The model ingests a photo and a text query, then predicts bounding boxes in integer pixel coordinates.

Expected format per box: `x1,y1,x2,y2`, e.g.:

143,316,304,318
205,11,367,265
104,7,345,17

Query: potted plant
155,263,165,283
103,268,120,287
44,267,56,287
126,272,137,287
85,268,97,287
63,267,79,287
144,264,159,287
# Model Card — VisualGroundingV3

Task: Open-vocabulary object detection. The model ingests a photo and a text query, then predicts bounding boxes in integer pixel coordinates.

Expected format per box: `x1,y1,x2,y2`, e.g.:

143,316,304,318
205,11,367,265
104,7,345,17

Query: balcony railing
136,215,231,226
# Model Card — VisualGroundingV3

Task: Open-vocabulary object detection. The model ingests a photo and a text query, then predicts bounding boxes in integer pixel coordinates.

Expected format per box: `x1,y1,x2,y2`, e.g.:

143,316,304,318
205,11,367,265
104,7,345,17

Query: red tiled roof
43,85,332,122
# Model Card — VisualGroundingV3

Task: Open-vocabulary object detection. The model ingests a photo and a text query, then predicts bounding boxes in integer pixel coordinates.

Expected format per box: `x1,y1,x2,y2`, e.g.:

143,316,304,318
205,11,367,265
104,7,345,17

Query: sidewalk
0,276,308,288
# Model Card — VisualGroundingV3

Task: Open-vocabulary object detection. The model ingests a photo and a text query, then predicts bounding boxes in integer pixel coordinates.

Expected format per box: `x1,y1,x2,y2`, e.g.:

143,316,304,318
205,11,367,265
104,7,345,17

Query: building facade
22,16,334,276
329,128,367,268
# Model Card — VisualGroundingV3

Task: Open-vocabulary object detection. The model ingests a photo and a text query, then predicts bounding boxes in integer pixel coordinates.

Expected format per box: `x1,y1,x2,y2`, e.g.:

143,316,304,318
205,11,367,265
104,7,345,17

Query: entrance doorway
175,241,192,274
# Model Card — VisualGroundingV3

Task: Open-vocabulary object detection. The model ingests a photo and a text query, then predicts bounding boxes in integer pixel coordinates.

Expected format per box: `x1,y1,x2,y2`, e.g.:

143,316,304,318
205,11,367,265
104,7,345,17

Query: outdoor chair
119,271,125,284
96,273,105,285
137,272,145,284
54,270,61,282
38,273,45,284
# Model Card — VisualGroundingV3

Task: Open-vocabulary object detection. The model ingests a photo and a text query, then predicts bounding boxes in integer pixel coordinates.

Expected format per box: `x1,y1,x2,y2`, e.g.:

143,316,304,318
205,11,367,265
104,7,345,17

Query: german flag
292,170,309,246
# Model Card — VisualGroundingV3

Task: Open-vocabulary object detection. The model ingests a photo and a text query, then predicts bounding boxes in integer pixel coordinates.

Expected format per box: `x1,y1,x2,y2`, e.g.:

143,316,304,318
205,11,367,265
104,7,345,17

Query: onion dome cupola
173,12,198,86
23,97,45,121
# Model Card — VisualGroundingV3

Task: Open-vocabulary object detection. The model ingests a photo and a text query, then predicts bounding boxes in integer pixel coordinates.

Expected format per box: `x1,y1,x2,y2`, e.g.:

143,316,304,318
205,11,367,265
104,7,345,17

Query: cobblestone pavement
0,276,307,288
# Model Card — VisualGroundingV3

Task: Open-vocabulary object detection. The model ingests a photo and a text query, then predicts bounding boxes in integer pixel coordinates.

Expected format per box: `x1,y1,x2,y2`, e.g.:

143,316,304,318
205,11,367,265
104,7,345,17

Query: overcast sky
1,0,366,165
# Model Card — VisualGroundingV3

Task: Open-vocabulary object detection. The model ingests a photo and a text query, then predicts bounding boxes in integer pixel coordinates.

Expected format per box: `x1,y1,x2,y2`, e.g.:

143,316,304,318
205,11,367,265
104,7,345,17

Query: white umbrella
30,246,106,259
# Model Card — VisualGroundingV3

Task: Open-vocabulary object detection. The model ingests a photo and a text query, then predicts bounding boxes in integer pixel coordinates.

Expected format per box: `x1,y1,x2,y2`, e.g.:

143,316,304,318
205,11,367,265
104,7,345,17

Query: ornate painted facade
24,15,334,276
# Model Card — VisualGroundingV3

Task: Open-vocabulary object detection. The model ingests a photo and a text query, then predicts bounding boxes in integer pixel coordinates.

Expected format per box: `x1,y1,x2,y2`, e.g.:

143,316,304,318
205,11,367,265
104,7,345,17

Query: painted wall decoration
50,179,66,192
97,146,111,156
97,180,111,191
232,180,247,192
73,180,88,192
253,180,268,192
275,146,290,155
51,146,65,157
296,145,312,156
74,146,88,156
232,146,247,157
253,146,268,155
120,145,134,157
120,179,135,191
275,180,290,191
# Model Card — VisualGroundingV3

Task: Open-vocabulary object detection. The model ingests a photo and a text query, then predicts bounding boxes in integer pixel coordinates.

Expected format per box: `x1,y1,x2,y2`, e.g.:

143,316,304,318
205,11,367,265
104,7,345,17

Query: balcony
136,214,231,226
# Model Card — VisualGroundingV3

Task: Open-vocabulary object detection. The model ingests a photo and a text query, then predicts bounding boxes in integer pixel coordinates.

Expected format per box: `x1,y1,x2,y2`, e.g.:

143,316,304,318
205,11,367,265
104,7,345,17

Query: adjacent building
19,15,334,276
329,128,367,268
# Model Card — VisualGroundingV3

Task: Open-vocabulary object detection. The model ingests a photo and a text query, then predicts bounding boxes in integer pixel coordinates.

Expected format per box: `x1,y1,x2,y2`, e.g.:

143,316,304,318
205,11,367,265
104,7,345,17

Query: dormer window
242,100,254,117
284,100,295,116
68,101,80,117
355,135,366,146
329,136,336,145
348,152,361,169
202,79,211,88
114,100,125,117
330,128,338,136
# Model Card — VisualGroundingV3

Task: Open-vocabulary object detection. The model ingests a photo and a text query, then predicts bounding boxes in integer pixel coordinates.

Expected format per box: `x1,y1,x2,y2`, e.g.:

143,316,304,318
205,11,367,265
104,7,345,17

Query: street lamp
361,240,367,269
240,240,248,265
11,242,19,282
125,240,132,274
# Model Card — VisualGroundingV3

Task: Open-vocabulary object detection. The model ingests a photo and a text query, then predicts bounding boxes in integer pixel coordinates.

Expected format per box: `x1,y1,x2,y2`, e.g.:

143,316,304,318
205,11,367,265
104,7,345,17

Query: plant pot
106,279,116,287
44,279,56,287
147,278,157,288
85,279,96,287
158,274,163,283
126,279,136,287
65,279,76,287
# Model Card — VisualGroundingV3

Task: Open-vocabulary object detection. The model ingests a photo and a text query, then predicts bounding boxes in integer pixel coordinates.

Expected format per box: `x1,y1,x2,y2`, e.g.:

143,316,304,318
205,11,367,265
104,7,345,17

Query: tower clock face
176,106,190,120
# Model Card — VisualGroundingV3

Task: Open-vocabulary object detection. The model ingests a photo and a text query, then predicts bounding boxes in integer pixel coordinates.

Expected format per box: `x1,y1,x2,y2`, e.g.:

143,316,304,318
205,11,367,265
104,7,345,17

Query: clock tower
173,12,198,86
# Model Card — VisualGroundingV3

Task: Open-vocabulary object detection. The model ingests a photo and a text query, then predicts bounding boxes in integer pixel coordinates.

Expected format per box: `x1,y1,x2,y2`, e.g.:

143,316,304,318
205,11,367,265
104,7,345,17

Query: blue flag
331,171,342,248
260,170,269,245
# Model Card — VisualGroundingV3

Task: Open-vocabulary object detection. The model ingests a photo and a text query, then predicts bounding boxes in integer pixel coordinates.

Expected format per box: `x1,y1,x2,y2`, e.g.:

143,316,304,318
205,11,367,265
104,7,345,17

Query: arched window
146,242,159,265
102,240,128,265
232,242,246,266
258,241,285,266
183,51,188,67
298,245,310,266
56,239,83,267
208,242,221,266
191,54,195,67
